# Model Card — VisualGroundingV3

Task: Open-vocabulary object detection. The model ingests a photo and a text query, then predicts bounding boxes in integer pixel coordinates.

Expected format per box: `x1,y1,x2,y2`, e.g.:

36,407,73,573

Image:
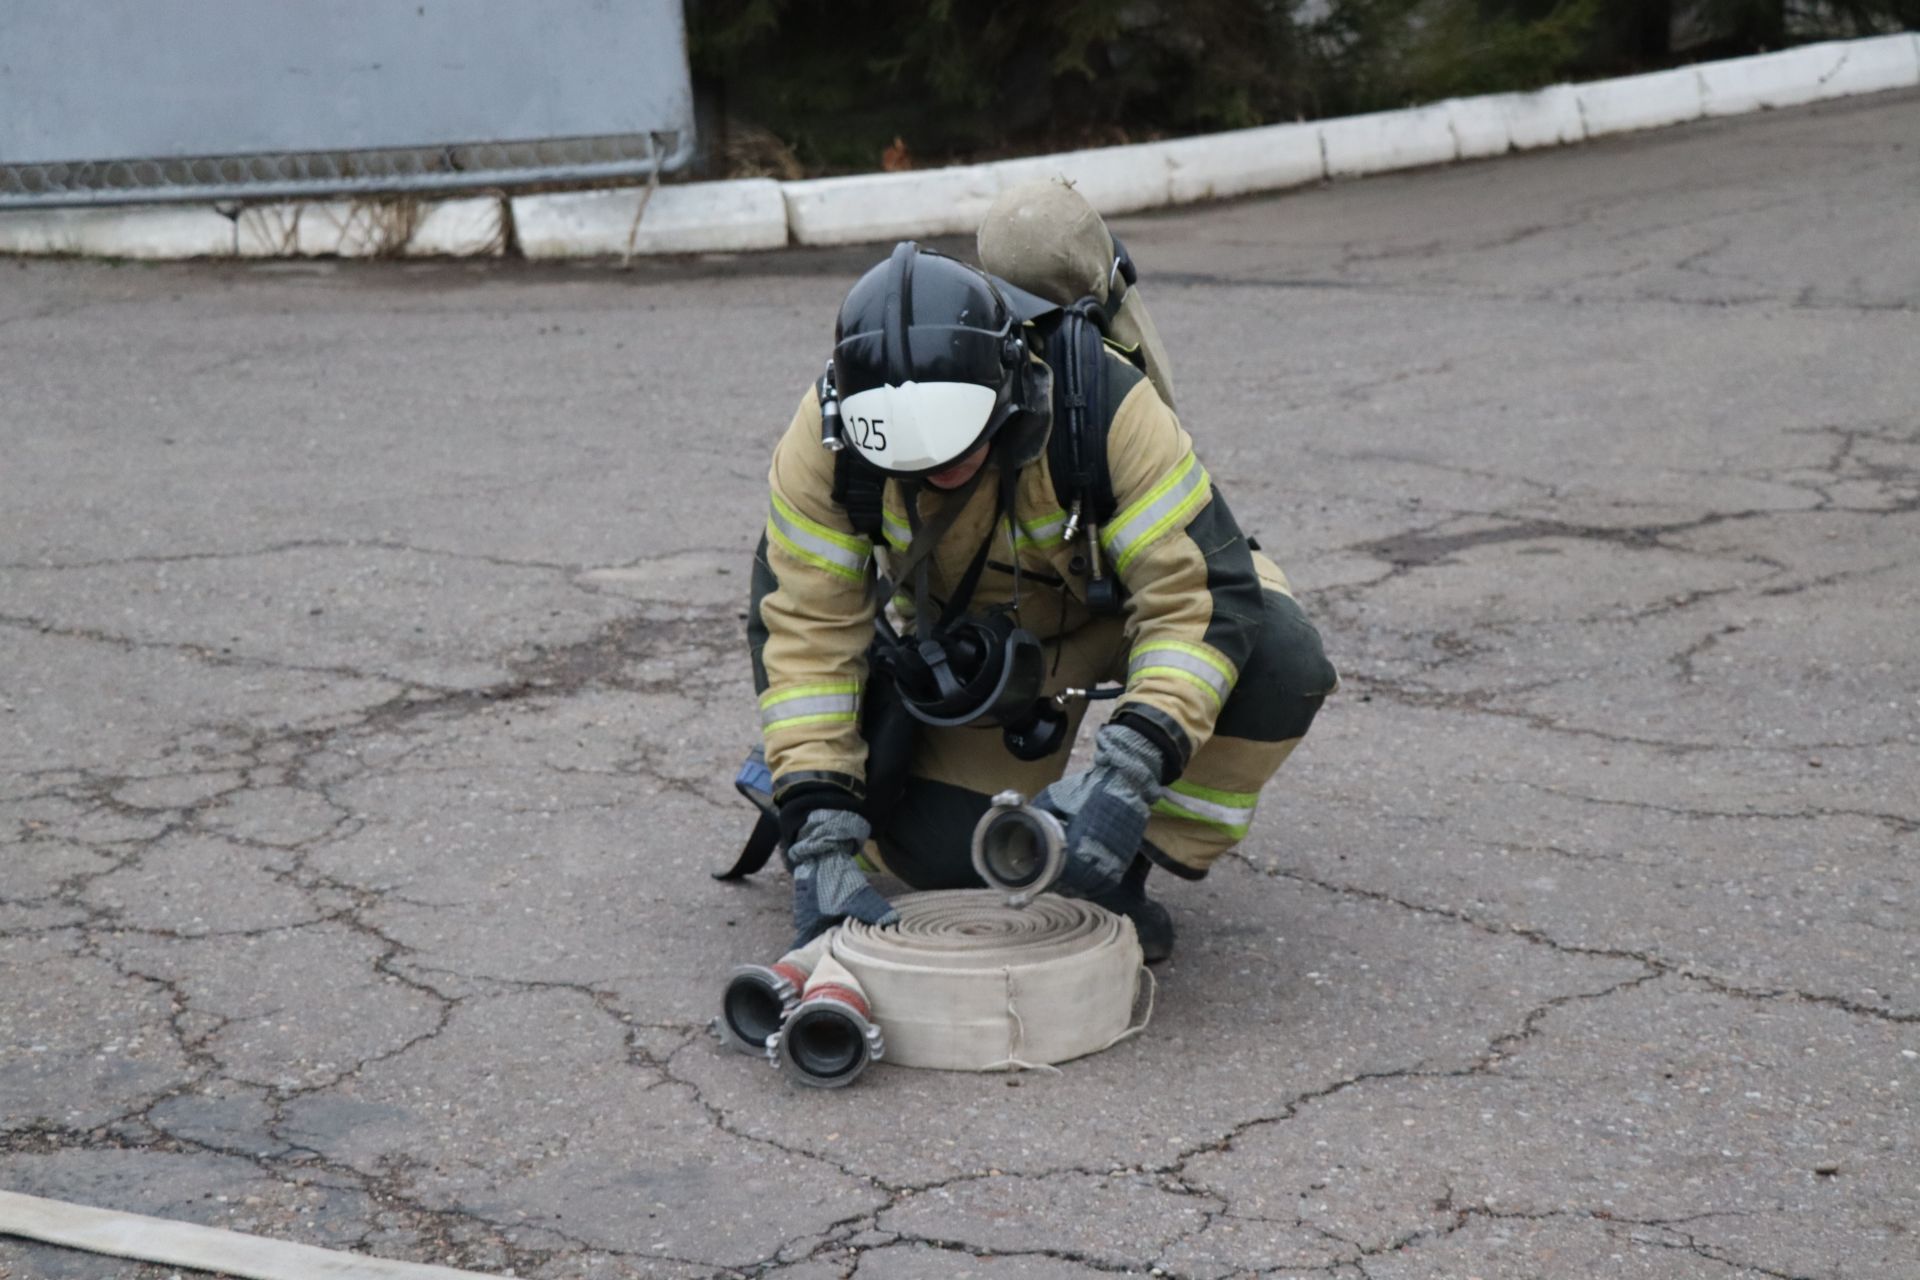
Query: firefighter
745,186,1335,961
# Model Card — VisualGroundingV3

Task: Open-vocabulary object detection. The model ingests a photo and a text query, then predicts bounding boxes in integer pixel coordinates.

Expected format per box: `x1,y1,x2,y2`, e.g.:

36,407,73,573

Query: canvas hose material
0,1188,494,1280
832,890,1150,1072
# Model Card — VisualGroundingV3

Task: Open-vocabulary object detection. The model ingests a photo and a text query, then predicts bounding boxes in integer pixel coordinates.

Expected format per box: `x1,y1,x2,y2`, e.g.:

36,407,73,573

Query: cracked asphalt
2,88,1916,1280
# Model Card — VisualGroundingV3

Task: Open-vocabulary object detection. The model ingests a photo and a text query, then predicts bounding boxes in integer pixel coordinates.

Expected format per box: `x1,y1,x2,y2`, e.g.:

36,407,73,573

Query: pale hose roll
832,890,1148,1071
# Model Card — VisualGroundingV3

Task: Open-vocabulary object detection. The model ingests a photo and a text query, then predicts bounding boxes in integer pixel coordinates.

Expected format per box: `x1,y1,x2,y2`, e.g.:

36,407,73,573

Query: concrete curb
1162,121,1323,204
1321,102,1458,178
0,196,508,259
513,179,786,258
0,204,236,259
2,33,1913,261
231,196,508,258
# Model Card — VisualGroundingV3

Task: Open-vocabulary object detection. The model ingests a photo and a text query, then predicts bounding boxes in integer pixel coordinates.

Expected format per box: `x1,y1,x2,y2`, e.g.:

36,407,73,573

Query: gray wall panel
0,0,692,164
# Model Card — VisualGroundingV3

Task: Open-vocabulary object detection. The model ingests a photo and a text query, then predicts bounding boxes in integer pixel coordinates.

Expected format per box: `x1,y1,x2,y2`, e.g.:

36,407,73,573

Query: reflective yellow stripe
1132,665,1225,706
1153,780,1258,837
761,682,859,707
763,711,857,731
1128,640,1236,706
1013,509,1069,550
760,681,860,732
1101,454,1210,574
768,492,871,582
881,508,911,552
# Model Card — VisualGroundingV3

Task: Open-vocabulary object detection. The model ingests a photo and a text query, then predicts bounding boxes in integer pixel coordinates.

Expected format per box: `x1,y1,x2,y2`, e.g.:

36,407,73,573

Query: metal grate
0,131,690,208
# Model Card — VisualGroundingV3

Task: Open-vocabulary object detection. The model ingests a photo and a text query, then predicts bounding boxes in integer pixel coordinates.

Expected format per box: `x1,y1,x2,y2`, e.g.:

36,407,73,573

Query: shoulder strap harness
1037,236,1144,614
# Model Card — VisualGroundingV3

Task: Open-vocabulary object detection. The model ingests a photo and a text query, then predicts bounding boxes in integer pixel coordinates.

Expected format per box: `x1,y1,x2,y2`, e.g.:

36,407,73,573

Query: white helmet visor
838,381,1000,475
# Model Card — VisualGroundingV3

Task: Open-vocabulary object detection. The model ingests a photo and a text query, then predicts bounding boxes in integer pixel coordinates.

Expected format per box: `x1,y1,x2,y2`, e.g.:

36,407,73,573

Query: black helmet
832,242,1049,476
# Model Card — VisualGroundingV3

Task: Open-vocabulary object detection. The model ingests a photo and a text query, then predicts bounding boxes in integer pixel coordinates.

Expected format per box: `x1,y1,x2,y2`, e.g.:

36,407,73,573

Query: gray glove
1034,721,1166,898
788,808,898,946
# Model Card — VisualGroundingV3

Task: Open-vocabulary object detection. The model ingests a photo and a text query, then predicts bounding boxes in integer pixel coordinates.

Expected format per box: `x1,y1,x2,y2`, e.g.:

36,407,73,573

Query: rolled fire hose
719,893,1149,1081
832,890,1149,1072
720,797,1148,1083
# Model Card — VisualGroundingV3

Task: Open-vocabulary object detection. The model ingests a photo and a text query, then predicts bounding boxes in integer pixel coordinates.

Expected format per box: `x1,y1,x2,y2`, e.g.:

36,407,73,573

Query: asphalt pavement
2,88,1916,1280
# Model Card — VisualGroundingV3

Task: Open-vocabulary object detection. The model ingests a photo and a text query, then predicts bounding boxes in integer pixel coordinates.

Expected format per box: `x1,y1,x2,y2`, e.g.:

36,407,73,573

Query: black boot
1088,853,1174,964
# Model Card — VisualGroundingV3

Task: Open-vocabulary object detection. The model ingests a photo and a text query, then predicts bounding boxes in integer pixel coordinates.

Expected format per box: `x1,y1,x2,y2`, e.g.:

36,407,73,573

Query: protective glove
1034,721,1166,898
787,807,898,946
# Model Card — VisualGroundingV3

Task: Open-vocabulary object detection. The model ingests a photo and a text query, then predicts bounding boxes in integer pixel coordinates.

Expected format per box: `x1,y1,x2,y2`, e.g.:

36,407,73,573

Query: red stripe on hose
803,984,870,1020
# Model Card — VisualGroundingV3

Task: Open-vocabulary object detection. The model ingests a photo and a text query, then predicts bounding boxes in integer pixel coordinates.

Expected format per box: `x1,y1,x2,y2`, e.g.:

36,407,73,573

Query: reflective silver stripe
760,684,859,730
768,493,871,581
1101,454,1210,573
1128,642,1235,704
760,692,856,728
1154,781,1257,835
1152,790,1259,840
881,508,911,551
1016,511,1069,548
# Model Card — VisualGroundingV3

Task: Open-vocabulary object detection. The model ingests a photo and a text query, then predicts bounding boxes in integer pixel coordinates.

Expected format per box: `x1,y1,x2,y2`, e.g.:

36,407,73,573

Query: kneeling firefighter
723,180,1337,962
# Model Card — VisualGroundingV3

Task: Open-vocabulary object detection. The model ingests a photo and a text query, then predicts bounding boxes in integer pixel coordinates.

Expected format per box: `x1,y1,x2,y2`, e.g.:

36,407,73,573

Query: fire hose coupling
766,954,885,1089
717,933,830,1054
971,789,1067,908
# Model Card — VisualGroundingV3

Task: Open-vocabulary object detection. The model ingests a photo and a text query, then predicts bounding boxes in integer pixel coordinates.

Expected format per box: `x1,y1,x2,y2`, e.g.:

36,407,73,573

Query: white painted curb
232,196,507,258
1812,30,1920,97
1,33,1913,260
0,196,507,259
1575,65,1707,136
1322,102,1457,176
780,141,1185,247
1489,84,1588,150
1702,40,1849,114
992,140,1180,217
783,163,999,245
0,204,235,258
1162,121,1322,203
513,178,786,257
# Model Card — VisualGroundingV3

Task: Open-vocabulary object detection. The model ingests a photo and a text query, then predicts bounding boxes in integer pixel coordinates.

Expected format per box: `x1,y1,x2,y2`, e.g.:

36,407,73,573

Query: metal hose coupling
971,789,1067,908
717,934,830,1054
767,954,885,1089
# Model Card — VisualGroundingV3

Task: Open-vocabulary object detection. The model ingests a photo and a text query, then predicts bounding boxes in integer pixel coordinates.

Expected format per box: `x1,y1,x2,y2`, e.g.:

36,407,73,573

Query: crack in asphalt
1330,1201,1803,1280
639,962,1673,1279
8,515,1909,1275
9,134,1919,1277
1155,265,1920,317
1239,858,1917,1025
1512,779,1918,836
1309,439,1917,757
0,609,427,692
0,604,768,1275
